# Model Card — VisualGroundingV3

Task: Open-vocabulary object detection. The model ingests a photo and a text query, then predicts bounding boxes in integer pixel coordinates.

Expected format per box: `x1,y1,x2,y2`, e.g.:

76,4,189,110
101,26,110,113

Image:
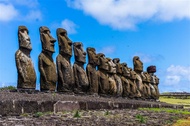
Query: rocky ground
0,89,189,126
0,108,189,126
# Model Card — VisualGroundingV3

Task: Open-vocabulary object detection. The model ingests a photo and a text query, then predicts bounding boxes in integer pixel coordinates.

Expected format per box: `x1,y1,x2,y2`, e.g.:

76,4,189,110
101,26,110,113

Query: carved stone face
133,56,143,72
144,72,151,83
57,28,72,56
129,68,137,80
113,58,122,74
107,58,116,74
87,47,98,65
73,42,86,63
18,26,32,50
155,75,159,84
40,26,56,53
121,63,130,77
97,53,109,71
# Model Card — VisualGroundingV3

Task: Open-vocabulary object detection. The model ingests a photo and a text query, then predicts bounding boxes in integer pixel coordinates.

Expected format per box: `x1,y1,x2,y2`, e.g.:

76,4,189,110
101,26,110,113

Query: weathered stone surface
86,47,99,95
73,42,89,94
54,101,80,113
56,28,75,92
15,26,36,89
38,26,57,91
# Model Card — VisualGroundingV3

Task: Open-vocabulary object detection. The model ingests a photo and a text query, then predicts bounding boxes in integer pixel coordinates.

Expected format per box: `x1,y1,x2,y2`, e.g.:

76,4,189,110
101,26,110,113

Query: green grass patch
135,114,147,123
0,86,16,91
139,108,190,115
73,110,81,118
159,96,190,108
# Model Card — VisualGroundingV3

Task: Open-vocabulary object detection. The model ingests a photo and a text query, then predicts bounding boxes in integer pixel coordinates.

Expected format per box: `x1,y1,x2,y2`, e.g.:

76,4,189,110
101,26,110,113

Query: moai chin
38,26,57,91
107,58,117,96
86,47,99,95
73,42,89,94
56,28,75,93
113,58,123,97
15,26,36,89
147,65,160,100
97,53,110,96
133,56,144,98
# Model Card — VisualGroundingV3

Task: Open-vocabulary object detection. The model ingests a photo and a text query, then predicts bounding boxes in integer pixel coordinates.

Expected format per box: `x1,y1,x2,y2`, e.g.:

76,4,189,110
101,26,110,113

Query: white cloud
0,3,18,21
98,46,115,55
164,65,190,85
66,0,190,30
0,0,42,22
61,19,78,34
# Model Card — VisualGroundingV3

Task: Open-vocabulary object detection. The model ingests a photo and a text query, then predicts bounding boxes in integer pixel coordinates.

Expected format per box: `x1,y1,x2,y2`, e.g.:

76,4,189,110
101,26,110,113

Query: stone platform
0,90,183,116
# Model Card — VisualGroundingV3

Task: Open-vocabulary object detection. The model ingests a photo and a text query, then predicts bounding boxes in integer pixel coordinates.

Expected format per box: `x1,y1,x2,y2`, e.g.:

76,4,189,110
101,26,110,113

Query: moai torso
56,28,75,92
38,26,57,91
97,53,110,95
15,26,36,89
73,42,89,93
86,47,99,95
113,58,123,97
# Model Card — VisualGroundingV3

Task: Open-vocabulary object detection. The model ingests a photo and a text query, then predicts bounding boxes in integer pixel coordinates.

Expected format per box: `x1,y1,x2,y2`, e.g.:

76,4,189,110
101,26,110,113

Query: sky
0,0,190,93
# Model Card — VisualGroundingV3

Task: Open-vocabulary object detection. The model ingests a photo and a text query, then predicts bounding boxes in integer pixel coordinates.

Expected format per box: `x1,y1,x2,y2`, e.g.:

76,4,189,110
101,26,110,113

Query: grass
173,117,190,126
73,110,81,118
135,114,147,123
0,86,16,91
139,108,190,115
159,96,190,108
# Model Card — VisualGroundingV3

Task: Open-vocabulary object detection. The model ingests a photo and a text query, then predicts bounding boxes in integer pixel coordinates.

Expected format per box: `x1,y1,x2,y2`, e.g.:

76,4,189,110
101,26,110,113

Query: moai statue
86,47,99,95
121,63,131,98
73,42,89,94
97,53,110,96
133,56,144,98
56,28,75,93
141,72,151,99
15,26,36,89
113,58,123,97
107,58,117,96
38,26,57,91
128,68,141,98
147,65,160,100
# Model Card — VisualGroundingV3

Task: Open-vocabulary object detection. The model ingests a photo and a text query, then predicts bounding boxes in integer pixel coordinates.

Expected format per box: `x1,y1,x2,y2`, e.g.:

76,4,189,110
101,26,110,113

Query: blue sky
0,0,190,93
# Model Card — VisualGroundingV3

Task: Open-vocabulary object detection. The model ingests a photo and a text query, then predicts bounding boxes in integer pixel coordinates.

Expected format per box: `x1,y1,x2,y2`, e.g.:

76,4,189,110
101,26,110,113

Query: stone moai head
87,47,99,65
143,72,151,83
121,63,130,78
113,58,122,75
133,56,143,73
97,53,109,71
73,42,86,64
57,28,72,57
18,26,32,50
40,26,56,53
128,68,137,80
107,58,116,74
